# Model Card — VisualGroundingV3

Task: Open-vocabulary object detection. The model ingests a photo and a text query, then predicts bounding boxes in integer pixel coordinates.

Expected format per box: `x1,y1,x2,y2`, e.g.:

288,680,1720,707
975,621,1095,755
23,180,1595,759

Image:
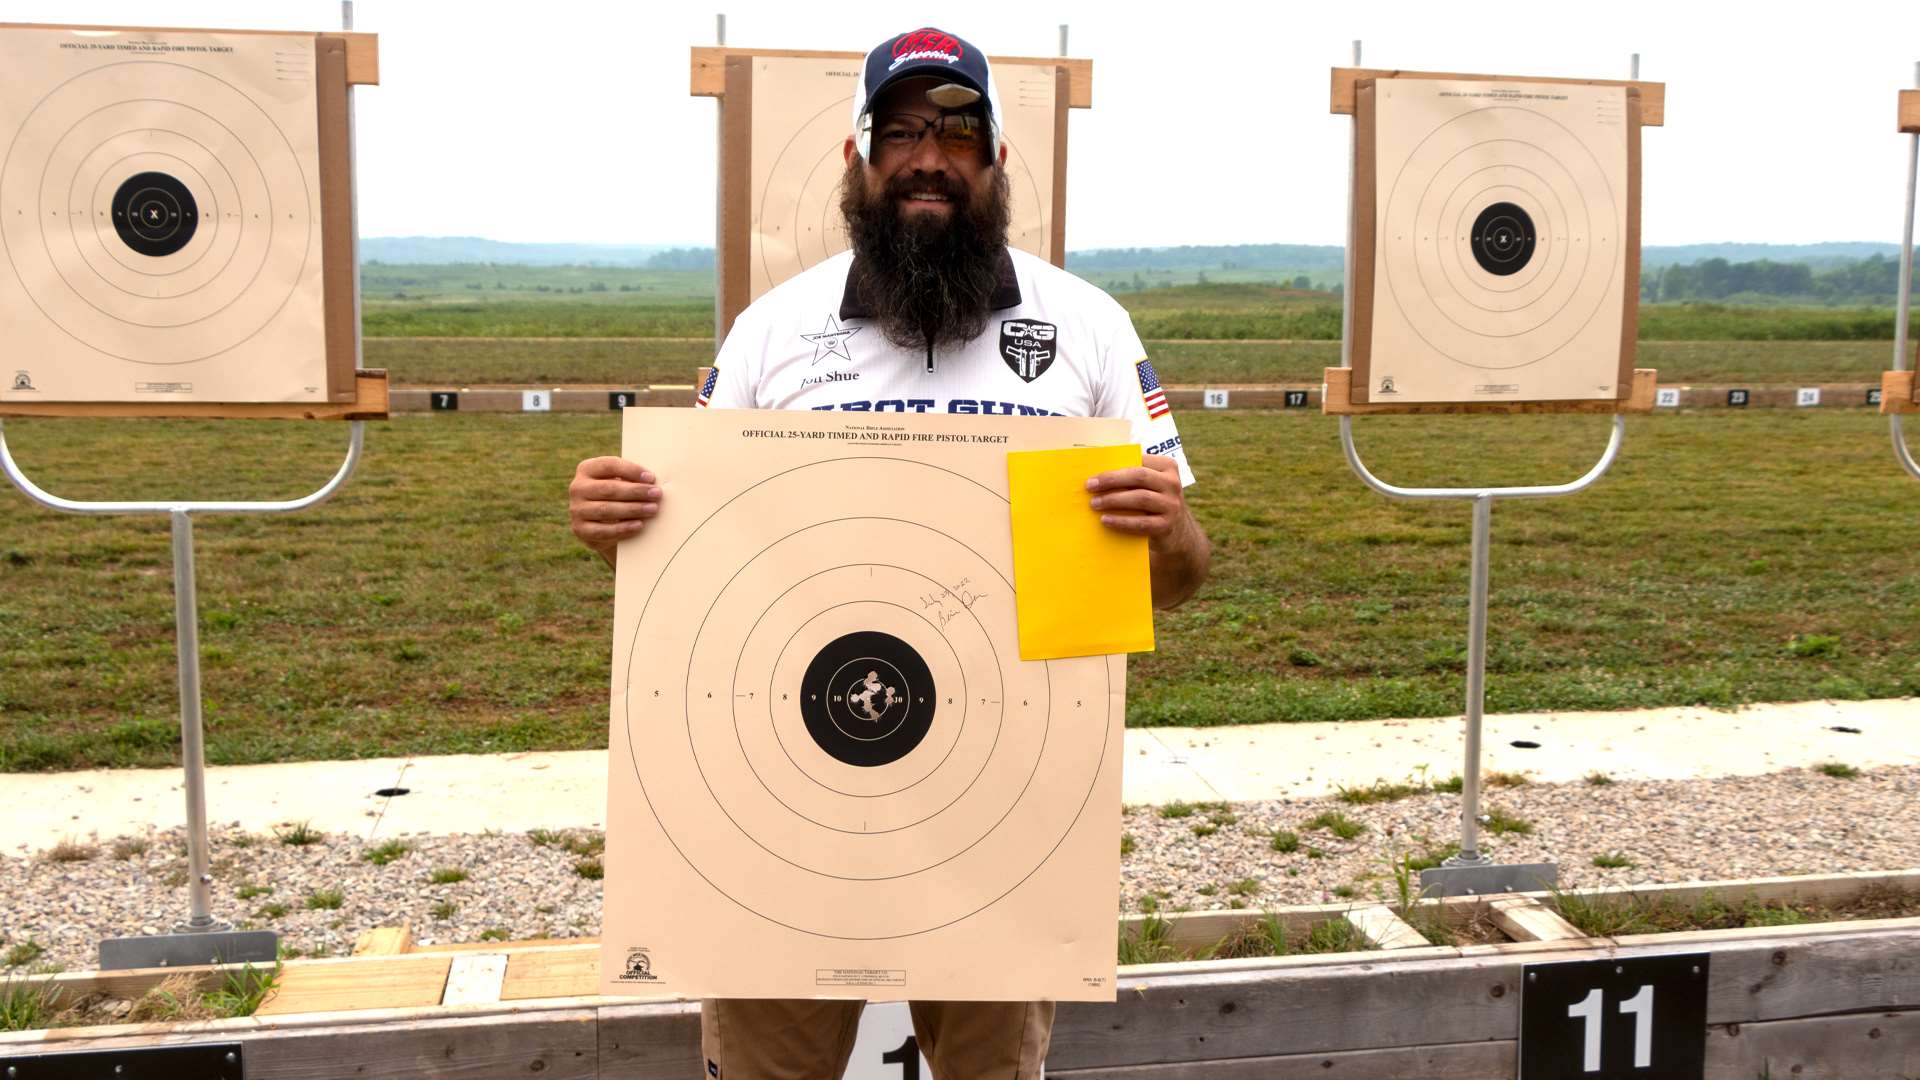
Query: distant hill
361,237,705,267
1067,244,1347,272
360,238,1910,277
1064,242,1907,272
1639,242,1901,268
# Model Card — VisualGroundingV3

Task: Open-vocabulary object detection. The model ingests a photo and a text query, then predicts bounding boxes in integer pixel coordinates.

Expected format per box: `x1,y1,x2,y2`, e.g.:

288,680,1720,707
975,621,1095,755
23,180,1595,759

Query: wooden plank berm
3,870,1914,1075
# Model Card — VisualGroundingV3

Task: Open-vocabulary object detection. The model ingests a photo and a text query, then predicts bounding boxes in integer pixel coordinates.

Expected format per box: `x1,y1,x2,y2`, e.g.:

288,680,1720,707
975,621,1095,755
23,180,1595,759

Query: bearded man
568,27,1210,1079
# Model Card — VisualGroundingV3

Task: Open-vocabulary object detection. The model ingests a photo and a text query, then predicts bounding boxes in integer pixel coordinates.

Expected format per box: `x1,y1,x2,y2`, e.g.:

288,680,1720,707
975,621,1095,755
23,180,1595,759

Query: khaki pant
700,998,1054,1080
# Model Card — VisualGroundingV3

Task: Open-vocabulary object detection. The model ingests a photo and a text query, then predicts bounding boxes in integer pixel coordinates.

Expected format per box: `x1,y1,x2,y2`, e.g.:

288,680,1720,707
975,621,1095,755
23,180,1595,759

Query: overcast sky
13,0,1920,250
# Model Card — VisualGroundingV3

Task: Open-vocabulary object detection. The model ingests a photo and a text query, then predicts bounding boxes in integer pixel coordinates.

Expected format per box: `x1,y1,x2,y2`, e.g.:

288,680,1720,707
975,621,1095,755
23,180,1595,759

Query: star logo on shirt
801,314,862,365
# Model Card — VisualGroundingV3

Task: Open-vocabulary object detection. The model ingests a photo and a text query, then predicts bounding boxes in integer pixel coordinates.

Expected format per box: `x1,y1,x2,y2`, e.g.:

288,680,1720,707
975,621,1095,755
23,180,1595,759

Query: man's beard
839,160,1012,352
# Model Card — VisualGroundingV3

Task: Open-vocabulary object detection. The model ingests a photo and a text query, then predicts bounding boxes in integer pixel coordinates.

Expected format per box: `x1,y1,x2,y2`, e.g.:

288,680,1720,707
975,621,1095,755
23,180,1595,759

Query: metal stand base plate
99,929,278,970
1420,860,1558,898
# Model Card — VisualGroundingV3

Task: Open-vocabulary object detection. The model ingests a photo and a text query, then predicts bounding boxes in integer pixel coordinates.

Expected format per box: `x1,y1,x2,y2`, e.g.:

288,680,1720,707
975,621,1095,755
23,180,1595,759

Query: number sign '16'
1519,953,1708,1079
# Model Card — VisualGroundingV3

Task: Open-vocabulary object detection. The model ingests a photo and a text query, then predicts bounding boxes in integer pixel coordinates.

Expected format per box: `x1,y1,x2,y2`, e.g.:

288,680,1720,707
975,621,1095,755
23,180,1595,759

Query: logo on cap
890,28,964,70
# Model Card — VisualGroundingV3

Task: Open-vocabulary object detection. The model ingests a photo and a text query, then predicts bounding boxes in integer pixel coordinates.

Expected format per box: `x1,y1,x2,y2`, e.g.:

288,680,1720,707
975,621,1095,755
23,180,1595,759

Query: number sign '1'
1520,952,1708,1079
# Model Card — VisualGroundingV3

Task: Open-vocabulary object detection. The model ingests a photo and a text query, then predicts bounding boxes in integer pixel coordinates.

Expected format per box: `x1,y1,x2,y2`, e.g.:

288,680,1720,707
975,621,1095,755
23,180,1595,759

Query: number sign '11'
1519,953,1708,1079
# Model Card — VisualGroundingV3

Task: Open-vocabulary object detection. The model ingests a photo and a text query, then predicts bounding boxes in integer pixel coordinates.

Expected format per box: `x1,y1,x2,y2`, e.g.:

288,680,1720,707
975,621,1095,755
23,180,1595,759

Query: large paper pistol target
0,26,358,404
745,55,1061,304
1350,78,1641,404
601,409,1124,1003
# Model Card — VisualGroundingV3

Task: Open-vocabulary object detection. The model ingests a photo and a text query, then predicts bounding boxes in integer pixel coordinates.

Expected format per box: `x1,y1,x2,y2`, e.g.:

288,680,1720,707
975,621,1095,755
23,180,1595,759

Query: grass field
366,337,1900,389
353,269,1907,344
349,269,1909,387
3,410,1913,772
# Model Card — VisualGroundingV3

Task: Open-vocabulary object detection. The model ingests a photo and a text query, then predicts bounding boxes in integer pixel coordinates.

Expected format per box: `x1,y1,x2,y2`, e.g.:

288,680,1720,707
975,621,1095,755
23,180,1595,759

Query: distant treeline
1068,244,1347,272
1644,255,1903,304
638,247,715,270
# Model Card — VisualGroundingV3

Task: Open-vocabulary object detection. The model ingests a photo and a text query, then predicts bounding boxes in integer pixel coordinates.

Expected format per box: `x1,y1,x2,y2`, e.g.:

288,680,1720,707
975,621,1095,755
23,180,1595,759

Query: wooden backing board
1882,369,1920,413
697,47,1087,341
1900,88,1920,133
0,369,388,419
1332,66,1664,126
1346,77,1643,408
316,33,359,402
714,58,751,345
0,23,371,408
1324,366,1658,414
692,46,1092,108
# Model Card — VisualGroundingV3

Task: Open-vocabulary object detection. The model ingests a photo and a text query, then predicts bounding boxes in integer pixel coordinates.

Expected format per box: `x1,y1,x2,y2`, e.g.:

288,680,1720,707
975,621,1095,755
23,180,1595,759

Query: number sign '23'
1519,953,1708,1079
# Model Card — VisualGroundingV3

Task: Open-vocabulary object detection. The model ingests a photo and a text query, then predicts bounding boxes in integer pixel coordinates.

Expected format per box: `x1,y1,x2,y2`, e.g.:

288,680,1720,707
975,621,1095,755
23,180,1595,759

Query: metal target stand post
1887,62,1920,479
1329,44,1658,898
0,3,378,970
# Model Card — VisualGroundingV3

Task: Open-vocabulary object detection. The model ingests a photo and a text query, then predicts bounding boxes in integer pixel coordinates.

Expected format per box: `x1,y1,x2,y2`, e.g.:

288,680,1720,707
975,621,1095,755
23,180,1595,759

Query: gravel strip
4,765,1916,974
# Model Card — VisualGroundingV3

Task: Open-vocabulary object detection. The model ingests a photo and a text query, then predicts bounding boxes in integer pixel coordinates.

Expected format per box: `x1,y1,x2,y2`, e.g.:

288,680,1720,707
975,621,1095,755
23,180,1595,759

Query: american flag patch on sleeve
1136,359,1170,419
696,367,719,408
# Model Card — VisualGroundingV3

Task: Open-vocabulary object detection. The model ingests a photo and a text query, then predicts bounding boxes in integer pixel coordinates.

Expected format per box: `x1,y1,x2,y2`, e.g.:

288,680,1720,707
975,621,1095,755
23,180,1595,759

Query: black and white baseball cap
850,27,1003,161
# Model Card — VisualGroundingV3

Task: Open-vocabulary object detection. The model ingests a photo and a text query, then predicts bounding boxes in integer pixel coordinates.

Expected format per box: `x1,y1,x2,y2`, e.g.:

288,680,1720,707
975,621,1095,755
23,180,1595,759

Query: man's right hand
569,457,662,568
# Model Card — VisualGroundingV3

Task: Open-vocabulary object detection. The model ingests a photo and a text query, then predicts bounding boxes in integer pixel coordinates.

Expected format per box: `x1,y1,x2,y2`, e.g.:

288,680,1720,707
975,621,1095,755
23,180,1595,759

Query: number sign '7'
1519,953,1708,1079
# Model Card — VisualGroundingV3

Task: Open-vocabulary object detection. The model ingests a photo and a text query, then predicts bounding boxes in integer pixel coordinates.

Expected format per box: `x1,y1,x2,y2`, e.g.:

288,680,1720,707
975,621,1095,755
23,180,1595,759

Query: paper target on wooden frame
599,409,1124,1003
0,24,363,406
1349,77,1642,405
746,55,1059,300
700,47,1087,340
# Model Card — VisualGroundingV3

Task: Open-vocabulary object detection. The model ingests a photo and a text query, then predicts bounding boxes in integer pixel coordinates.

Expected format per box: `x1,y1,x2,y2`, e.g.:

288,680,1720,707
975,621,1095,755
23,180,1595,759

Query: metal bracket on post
0,0,371,970
1334,41,1638,897
1892,61,1920,481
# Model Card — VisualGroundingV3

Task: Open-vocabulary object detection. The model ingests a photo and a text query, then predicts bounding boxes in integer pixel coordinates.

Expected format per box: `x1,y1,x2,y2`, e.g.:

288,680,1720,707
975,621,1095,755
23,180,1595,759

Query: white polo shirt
701,248,1194,486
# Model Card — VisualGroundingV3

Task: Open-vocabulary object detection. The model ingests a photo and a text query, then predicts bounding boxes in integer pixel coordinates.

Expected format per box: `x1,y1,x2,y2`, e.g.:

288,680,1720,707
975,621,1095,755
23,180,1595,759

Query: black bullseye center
1470,201,1535,276
111,171,198,257
799,631,935,768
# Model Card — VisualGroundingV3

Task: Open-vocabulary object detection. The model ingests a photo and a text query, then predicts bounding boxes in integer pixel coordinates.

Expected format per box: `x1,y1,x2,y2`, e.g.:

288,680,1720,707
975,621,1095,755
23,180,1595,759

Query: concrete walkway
6,698,1915,856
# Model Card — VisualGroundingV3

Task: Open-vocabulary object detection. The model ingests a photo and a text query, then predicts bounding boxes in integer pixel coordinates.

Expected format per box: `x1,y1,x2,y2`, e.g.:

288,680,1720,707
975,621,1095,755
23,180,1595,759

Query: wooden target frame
1884,93,1920,416
1326,67,1664,415
0,23,384,420
691,46,1091,342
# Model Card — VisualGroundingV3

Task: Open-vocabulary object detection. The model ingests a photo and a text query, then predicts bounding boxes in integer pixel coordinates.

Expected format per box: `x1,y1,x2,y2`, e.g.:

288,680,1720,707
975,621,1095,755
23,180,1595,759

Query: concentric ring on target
757,589,981,807
620,456,1115,939
708,530,1017,857
1470,201,1533,276
803,630,935,767
111,171,198,256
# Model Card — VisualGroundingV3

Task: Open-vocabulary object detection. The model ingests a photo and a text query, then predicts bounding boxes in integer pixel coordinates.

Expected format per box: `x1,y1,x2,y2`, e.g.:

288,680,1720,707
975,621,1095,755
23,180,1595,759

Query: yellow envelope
1007,444,1155,660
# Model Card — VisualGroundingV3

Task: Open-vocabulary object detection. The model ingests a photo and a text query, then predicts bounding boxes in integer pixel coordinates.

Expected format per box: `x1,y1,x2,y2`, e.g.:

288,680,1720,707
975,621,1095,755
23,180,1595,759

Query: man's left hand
1087,454,1211,609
